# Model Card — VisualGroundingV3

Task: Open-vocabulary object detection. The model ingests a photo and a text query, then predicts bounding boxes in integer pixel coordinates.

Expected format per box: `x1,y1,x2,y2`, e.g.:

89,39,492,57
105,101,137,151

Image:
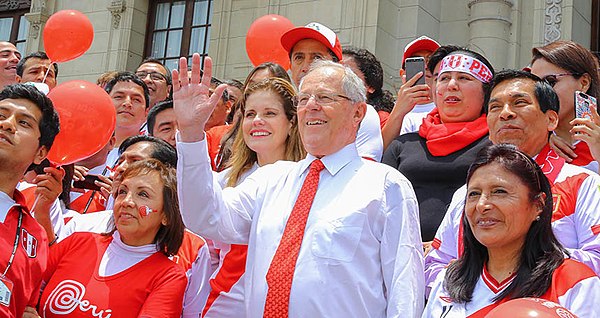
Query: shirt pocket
310,213,366,262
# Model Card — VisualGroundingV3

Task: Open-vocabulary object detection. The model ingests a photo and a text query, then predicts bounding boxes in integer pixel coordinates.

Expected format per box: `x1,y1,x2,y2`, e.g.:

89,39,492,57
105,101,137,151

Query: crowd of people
2,19,600,318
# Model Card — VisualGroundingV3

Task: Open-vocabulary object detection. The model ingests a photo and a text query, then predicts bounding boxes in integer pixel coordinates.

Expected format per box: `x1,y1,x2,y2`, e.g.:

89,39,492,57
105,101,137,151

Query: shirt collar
301,143,360,177
0,189,29,223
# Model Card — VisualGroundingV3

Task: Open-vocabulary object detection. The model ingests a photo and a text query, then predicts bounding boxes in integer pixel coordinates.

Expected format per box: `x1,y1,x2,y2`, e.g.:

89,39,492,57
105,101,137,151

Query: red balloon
487,298,576,318
43,10,94,62
246,14,294,70
47,80,115,165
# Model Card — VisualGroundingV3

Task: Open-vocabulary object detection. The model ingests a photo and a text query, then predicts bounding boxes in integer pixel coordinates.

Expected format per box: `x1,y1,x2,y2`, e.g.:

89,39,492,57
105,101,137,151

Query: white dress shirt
356,104,384,161
177,137,425,318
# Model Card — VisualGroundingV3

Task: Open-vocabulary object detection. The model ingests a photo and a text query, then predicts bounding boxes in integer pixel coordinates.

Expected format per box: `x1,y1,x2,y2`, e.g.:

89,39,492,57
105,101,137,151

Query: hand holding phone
404,57,426,86
72,174,102,191
575,91,597,120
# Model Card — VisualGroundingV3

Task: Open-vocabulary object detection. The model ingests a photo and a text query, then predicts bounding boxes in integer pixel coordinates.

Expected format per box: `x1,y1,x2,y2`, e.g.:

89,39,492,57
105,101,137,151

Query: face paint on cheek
139,205,157,218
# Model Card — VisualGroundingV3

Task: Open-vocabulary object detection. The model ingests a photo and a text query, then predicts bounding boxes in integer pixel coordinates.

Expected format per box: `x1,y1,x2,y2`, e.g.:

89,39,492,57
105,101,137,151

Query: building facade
1,0,597,90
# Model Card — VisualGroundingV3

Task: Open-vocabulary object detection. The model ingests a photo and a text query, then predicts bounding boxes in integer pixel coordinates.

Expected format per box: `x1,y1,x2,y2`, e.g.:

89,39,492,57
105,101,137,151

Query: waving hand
172,53,227,142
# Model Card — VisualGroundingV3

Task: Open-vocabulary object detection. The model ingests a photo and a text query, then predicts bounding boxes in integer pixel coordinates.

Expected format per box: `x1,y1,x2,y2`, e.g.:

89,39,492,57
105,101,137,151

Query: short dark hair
147,100,173,136
444,144,566,303
223,79,243,90
487,69,559,114
427,45,463,74
342,46,395,113
105,72,150,109
119,159,184,256
118,135,177,167
138,58,172,85
342,47,383,94
210,77,230,102
16,51,59,78
0,84,60,149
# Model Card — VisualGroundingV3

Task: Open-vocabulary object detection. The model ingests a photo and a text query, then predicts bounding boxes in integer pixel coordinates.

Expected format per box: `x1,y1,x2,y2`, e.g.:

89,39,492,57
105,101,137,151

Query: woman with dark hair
38,159,187,317
382,48,494,244
423,144,600,317
203,77,305,317
530,40,600,172
208,62,292,171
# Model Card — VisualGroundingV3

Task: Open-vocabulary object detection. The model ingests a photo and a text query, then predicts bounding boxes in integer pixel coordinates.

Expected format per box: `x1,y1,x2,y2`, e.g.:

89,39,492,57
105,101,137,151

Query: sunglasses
541,73,581,87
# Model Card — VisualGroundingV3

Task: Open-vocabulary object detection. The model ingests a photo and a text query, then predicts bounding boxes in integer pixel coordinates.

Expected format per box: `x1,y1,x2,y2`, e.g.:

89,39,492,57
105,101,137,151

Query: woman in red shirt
38,159,187,317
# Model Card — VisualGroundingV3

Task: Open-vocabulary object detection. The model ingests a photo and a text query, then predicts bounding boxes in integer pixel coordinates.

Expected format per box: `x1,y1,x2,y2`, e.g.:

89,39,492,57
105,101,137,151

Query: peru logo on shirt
21,229,37,258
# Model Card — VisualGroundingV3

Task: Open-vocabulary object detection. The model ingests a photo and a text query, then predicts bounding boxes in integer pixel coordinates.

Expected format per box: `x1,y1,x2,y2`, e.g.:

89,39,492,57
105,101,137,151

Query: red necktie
263,159,325,317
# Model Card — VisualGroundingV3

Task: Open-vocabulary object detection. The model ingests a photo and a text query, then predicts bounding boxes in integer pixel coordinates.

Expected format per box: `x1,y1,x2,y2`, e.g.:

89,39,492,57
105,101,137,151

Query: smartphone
72,174,102,191
32,159,52,175
405,57,426,86
575,91,597,120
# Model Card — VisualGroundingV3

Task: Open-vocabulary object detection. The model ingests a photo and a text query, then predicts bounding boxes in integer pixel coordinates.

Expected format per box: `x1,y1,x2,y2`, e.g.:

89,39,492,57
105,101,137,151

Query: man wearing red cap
281,22,383,161
382,36,440,149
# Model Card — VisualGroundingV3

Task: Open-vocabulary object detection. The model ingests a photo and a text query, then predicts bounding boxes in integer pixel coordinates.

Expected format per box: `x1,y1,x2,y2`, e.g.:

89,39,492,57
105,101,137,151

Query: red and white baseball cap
402,35,440,65
281,22,343,61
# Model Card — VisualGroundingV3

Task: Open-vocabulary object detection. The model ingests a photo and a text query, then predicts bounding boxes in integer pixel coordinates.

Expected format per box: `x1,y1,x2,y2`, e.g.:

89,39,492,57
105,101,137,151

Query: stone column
468,0,513,69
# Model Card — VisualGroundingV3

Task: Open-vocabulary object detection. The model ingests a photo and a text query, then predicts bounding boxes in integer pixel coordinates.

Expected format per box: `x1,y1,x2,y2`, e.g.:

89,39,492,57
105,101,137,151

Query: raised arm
174,54,256,244
172,53,227,142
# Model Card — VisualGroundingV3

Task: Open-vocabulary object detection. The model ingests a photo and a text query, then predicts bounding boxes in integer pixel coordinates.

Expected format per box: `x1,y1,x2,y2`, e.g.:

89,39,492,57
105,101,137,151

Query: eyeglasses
293,92,352,107
541,73,581,87
135,71,168,82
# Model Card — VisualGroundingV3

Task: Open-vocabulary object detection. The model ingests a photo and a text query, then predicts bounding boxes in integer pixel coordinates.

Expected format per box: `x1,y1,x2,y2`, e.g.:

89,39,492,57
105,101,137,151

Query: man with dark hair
0,83,60,317
15,51,58,90
104,72,150,166
223,78,243,105
135,58,172,109
0,41,21,90
425,69,600,296
280,22,342,87
147,101,177,147
205,77,232,131
342,47,396,129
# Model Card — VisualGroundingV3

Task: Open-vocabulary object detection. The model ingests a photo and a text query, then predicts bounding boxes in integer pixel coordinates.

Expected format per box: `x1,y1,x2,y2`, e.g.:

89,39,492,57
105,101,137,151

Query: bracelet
49,234,59,246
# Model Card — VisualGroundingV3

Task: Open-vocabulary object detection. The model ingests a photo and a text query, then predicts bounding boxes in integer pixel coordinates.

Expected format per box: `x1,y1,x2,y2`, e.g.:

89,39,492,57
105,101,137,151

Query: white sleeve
569,175,600,275
558,275,600,317
182,243,213,318
176,137,257,244
382,172,425,318
424,185,465,298
355,104,383,161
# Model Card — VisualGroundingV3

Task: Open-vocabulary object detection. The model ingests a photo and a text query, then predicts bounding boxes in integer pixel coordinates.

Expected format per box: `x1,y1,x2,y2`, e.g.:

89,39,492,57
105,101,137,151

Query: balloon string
42,63,52,84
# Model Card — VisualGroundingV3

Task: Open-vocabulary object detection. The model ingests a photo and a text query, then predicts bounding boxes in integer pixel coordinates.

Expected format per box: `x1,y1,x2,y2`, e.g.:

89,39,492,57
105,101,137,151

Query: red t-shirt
206,124,232,171
0,190,48,318
40,232,187,317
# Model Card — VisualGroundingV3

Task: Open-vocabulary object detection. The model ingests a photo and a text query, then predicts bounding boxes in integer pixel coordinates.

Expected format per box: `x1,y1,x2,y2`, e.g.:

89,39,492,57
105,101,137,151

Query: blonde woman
203,77,305,317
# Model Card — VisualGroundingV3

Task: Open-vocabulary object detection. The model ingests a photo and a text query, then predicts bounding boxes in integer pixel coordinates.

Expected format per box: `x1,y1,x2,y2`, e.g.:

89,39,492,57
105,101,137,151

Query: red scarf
571,141,595,167
418,109,489,156
533,143,565,184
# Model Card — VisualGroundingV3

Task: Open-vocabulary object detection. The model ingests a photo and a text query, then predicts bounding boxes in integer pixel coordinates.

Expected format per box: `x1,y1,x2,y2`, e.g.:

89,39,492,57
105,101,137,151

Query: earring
535,215,541,221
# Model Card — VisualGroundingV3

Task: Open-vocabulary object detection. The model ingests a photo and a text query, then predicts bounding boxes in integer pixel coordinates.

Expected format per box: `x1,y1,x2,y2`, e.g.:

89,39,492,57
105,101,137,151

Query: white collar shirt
177,135,425,318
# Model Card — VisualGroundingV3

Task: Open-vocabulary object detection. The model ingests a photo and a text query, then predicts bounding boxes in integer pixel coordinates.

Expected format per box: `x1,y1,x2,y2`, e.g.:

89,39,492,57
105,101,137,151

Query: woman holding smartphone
530,40,600,172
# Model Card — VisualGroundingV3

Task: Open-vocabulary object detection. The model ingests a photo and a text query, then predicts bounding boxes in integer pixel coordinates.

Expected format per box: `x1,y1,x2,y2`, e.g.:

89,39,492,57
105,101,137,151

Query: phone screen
72,175,102,191
405,57,426,86
575,91,597,120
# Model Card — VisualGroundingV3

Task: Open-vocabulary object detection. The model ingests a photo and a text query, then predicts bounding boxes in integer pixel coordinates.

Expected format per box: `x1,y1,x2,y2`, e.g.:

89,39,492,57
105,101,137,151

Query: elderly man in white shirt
173,53,424,318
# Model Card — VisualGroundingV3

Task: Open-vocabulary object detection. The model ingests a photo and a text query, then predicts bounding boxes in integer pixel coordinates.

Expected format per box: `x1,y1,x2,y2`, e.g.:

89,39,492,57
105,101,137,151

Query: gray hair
300,60,367,103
